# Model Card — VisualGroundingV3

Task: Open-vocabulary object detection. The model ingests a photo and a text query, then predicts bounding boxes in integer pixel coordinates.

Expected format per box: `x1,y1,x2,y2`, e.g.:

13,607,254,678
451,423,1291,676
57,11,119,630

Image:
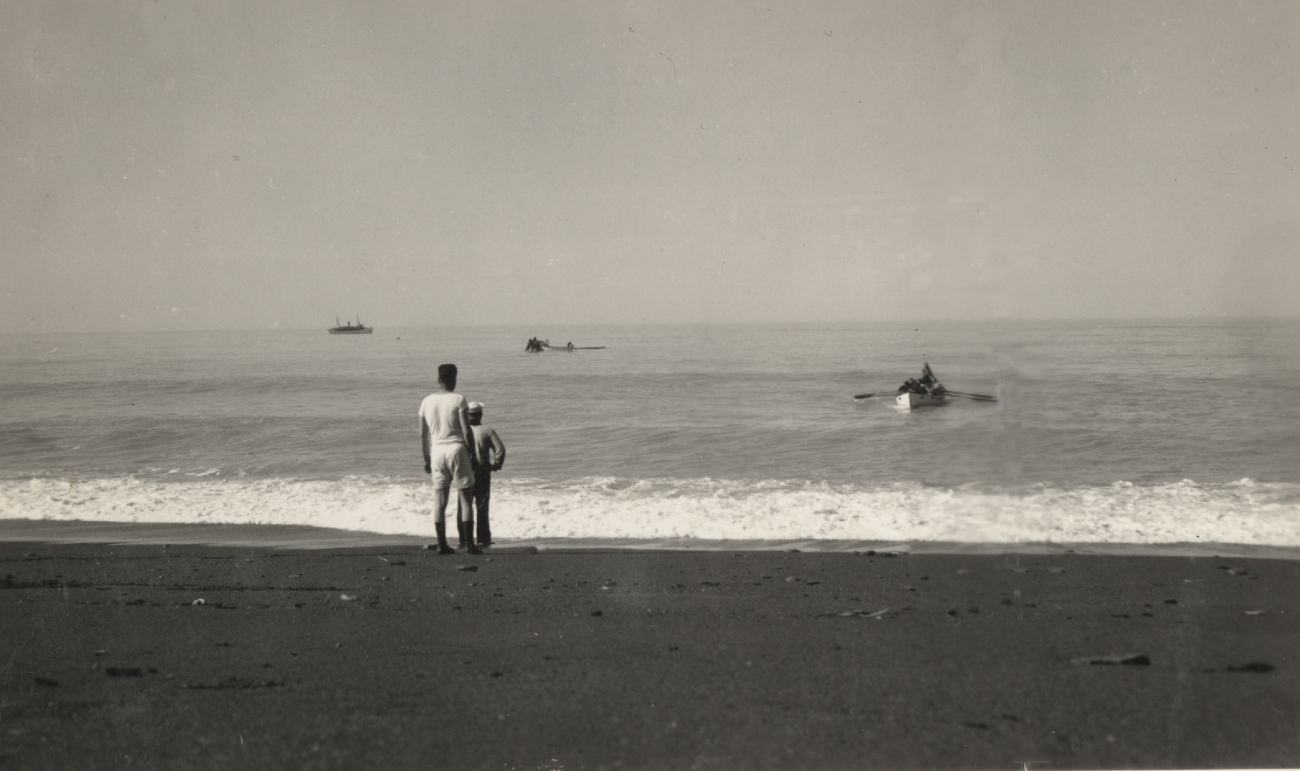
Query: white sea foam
2,476,1298,546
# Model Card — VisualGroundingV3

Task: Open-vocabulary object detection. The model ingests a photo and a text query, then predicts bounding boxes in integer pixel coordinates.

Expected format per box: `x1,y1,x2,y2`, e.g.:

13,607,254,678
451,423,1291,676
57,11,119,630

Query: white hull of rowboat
895,391,946,410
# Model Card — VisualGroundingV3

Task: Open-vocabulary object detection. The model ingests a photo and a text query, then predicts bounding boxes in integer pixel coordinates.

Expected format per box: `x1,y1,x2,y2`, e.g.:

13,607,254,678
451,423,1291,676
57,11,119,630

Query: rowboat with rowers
854,364,997,410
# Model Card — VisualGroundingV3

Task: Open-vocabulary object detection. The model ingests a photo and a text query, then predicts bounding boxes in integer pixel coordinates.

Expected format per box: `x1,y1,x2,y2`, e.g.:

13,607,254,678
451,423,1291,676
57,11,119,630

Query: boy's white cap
468,401,484,413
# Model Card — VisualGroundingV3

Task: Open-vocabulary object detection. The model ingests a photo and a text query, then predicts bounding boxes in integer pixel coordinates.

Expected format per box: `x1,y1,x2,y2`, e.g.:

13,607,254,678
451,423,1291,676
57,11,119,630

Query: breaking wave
2,476,1298,546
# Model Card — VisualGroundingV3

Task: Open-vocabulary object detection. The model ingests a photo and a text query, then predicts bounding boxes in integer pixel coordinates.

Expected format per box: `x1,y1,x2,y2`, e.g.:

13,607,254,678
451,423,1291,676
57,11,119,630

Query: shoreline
3,518,1300,560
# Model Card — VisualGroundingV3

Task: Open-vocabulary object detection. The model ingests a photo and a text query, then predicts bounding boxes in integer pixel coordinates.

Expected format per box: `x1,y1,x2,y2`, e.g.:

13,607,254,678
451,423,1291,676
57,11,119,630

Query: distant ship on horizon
328,316,372,335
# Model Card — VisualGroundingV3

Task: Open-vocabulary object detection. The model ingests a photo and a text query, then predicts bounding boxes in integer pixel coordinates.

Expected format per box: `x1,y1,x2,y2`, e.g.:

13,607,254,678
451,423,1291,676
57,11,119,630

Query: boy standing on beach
465,401,506,547
419,364,481,555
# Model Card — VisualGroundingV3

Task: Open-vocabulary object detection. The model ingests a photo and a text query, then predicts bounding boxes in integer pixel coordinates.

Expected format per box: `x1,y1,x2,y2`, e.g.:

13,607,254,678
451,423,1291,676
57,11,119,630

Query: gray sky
2,1,1297,332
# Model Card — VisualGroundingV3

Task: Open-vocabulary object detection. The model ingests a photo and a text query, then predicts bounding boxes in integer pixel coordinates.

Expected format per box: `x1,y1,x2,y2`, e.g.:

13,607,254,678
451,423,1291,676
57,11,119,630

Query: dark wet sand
2,539,1298,770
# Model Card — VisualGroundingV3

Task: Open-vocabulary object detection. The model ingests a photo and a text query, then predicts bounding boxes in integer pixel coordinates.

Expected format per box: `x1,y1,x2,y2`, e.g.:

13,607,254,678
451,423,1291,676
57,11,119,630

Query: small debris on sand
591,610,603,617
105,667,144,677
340,595,357,601
1245,609,1267,616
458,565,478,572
1070,654,1151,666
184,677,283,690
820,608,891,619
34,676,58,687
1226,662,1275,673
191,599,205,606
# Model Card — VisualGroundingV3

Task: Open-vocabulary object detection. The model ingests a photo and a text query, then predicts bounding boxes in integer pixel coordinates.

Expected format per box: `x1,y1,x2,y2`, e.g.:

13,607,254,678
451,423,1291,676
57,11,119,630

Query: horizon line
2,315,1299,337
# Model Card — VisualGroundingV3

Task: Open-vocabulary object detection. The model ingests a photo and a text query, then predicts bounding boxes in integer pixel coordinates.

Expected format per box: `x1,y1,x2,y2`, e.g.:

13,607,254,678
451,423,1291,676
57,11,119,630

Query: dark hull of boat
329,328,373,334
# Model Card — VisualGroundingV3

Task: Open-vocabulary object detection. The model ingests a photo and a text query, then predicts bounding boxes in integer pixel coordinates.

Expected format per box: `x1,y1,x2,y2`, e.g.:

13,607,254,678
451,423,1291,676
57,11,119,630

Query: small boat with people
854,363,996,410
525,337,605,352
893,363,946,409
329,316,372,334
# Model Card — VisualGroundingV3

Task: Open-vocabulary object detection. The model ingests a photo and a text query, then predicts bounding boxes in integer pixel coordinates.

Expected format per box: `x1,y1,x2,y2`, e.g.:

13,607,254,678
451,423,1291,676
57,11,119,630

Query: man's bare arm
458,404,482,466
420,417,431,473
489,429,506,471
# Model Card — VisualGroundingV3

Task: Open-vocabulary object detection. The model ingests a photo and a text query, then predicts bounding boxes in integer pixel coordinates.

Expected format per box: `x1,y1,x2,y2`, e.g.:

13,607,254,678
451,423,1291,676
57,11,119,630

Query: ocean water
2,320,1298,547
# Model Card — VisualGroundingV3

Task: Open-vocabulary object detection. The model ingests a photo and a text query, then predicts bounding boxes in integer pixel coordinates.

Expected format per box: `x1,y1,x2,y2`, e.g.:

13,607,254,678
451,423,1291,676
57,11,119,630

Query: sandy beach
2,527,1298,769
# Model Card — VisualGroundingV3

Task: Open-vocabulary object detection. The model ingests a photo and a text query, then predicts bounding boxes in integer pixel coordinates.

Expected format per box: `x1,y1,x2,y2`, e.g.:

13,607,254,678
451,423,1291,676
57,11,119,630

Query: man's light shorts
429,444,475,489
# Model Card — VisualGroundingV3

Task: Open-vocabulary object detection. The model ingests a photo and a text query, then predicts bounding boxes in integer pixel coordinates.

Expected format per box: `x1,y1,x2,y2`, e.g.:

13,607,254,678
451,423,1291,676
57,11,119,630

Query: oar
944,390,998,402
853,391,899,400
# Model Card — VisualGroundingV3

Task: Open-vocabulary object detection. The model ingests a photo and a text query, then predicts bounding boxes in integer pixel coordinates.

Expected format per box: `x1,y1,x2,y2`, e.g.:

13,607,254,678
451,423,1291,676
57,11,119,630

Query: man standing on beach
464,401,506,547
419,364,481,555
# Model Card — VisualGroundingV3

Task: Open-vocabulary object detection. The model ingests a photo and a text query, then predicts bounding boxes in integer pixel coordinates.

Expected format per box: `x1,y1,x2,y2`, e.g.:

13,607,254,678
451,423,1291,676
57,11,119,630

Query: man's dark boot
434,522,455,555
477,513,491,547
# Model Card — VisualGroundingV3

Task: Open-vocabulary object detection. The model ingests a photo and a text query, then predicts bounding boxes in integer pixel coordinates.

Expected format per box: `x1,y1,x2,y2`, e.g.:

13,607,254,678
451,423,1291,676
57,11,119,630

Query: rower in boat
903,363,945,396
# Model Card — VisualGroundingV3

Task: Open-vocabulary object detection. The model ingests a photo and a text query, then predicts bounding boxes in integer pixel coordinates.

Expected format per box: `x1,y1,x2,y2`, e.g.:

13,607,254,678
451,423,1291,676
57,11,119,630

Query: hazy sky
2,1,1297,332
